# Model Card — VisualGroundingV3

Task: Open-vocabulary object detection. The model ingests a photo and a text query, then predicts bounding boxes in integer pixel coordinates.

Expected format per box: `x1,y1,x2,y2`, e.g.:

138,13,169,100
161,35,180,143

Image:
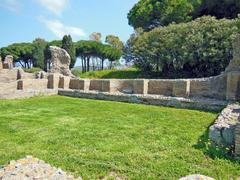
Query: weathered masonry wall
58,89,227,111
235,121,240,159
60,72,237,101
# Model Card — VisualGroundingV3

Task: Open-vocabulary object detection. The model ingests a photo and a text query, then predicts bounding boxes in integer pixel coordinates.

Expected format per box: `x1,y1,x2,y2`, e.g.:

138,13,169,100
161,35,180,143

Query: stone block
119,80,134,94
69,79,82,90
148,80,173,96
89,80,110,92
47,73,60,89
83,79,90,91
209,126,222,145
226,72,240,101
109,80,120,93
210,74,227,100
189,79,211,98
58,76,70,89
225,35,240,72
172,80,188,97
17,79,48,90
133,79,148,94
17,80,23,90
222,127,235,145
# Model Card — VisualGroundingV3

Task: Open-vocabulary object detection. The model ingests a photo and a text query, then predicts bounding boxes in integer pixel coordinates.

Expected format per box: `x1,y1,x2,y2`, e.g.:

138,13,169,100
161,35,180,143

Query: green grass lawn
0,96,239,179
72,68,144,79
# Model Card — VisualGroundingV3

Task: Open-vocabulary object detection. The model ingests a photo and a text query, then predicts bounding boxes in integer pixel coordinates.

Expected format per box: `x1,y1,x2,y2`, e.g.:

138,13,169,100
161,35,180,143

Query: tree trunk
87,57,90,72
110,61,113,69
81,58,84,73
101,59,104,70
84,58,87,73
19,61,24,68
92,58,95,71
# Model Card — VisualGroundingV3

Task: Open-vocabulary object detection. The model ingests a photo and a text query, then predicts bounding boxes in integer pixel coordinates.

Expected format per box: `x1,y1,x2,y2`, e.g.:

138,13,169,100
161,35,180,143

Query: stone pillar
3,55,13,69
102,80,111,92
69,79,82,90
58,75,70,89
225,35,240,72
17,80,23,90
109,80,120,93
83,79,90,91
17,69,25,80
133,79,148,94
226,72,240,101
235,120,240,159
47,73,60,89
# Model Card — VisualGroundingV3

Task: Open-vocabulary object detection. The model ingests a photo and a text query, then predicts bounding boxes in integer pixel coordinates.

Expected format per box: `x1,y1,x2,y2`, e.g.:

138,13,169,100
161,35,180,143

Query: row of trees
76,33,123,72
0,33,123,73
128,0,240,31
75,40,122,72
124,16,240,78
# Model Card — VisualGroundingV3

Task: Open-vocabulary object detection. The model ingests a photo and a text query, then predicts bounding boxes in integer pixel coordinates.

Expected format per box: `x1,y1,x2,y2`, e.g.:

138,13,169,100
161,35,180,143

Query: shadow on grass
193,125,240,164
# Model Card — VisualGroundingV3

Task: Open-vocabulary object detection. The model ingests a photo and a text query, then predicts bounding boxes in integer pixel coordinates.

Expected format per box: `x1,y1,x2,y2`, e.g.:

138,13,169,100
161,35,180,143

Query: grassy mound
0,96,239,179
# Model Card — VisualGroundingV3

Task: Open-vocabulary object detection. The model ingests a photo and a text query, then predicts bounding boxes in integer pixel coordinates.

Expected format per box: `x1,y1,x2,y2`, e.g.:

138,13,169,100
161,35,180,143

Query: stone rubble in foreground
0,156,217,180
209,103,240,146
0,156,82,180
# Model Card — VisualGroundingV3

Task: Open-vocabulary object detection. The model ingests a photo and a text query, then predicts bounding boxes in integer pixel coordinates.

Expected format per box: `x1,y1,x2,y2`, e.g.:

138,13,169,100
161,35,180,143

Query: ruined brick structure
1,38,240,158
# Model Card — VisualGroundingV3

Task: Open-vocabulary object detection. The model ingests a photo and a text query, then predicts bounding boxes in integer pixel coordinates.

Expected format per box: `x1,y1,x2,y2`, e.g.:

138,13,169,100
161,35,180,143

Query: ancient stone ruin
49,46,73,77
3,55,13,69
1,38,240,158
225,35,240,72
209,104,239,148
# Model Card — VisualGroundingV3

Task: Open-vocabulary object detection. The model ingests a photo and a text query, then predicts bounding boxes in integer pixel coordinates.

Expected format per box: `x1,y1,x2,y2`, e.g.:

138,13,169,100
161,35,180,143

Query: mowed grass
0,96,239,179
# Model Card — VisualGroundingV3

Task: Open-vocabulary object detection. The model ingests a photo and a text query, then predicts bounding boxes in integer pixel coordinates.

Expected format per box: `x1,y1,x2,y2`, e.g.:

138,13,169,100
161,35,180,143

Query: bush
72,68,144,79
128,16,240,78
23,67,42,73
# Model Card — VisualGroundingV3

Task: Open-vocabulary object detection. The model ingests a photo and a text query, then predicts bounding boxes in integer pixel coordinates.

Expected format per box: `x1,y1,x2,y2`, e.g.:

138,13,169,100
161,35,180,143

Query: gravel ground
0,156,82,180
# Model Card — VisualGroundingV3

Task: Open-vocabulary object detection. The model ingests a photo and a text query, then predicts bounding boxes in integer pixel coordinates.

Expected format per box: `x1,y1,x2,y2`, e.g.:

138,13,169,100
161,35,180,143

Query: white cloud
40,18,86,39
37,0,69,15
0,0,22,12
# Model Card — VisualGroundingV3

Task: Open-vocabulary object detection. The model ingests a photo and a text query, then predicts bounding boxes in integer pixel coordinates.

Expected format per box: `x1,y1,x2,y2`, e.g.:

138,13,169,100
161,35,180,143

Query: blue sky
0,0,138,47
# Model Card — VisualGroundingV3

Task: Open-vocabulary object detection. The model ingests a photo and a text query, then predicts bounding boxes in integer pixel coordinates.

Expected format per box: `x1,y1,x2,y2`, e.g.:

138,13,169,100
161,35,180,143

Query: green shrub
23,67,42,73
72,68,144,79
129,16,240,78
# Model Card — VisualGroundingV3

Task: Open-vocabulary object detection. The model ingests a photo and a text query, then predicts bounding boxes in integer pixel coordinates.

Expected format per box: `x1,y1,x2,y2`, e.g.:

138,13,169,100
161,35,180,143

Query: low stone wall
209,104,240,147
0,89,58,100
235,122,240,159
58,89,227,111
0,68,238,102
63,72,236,101
17,79,48,90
